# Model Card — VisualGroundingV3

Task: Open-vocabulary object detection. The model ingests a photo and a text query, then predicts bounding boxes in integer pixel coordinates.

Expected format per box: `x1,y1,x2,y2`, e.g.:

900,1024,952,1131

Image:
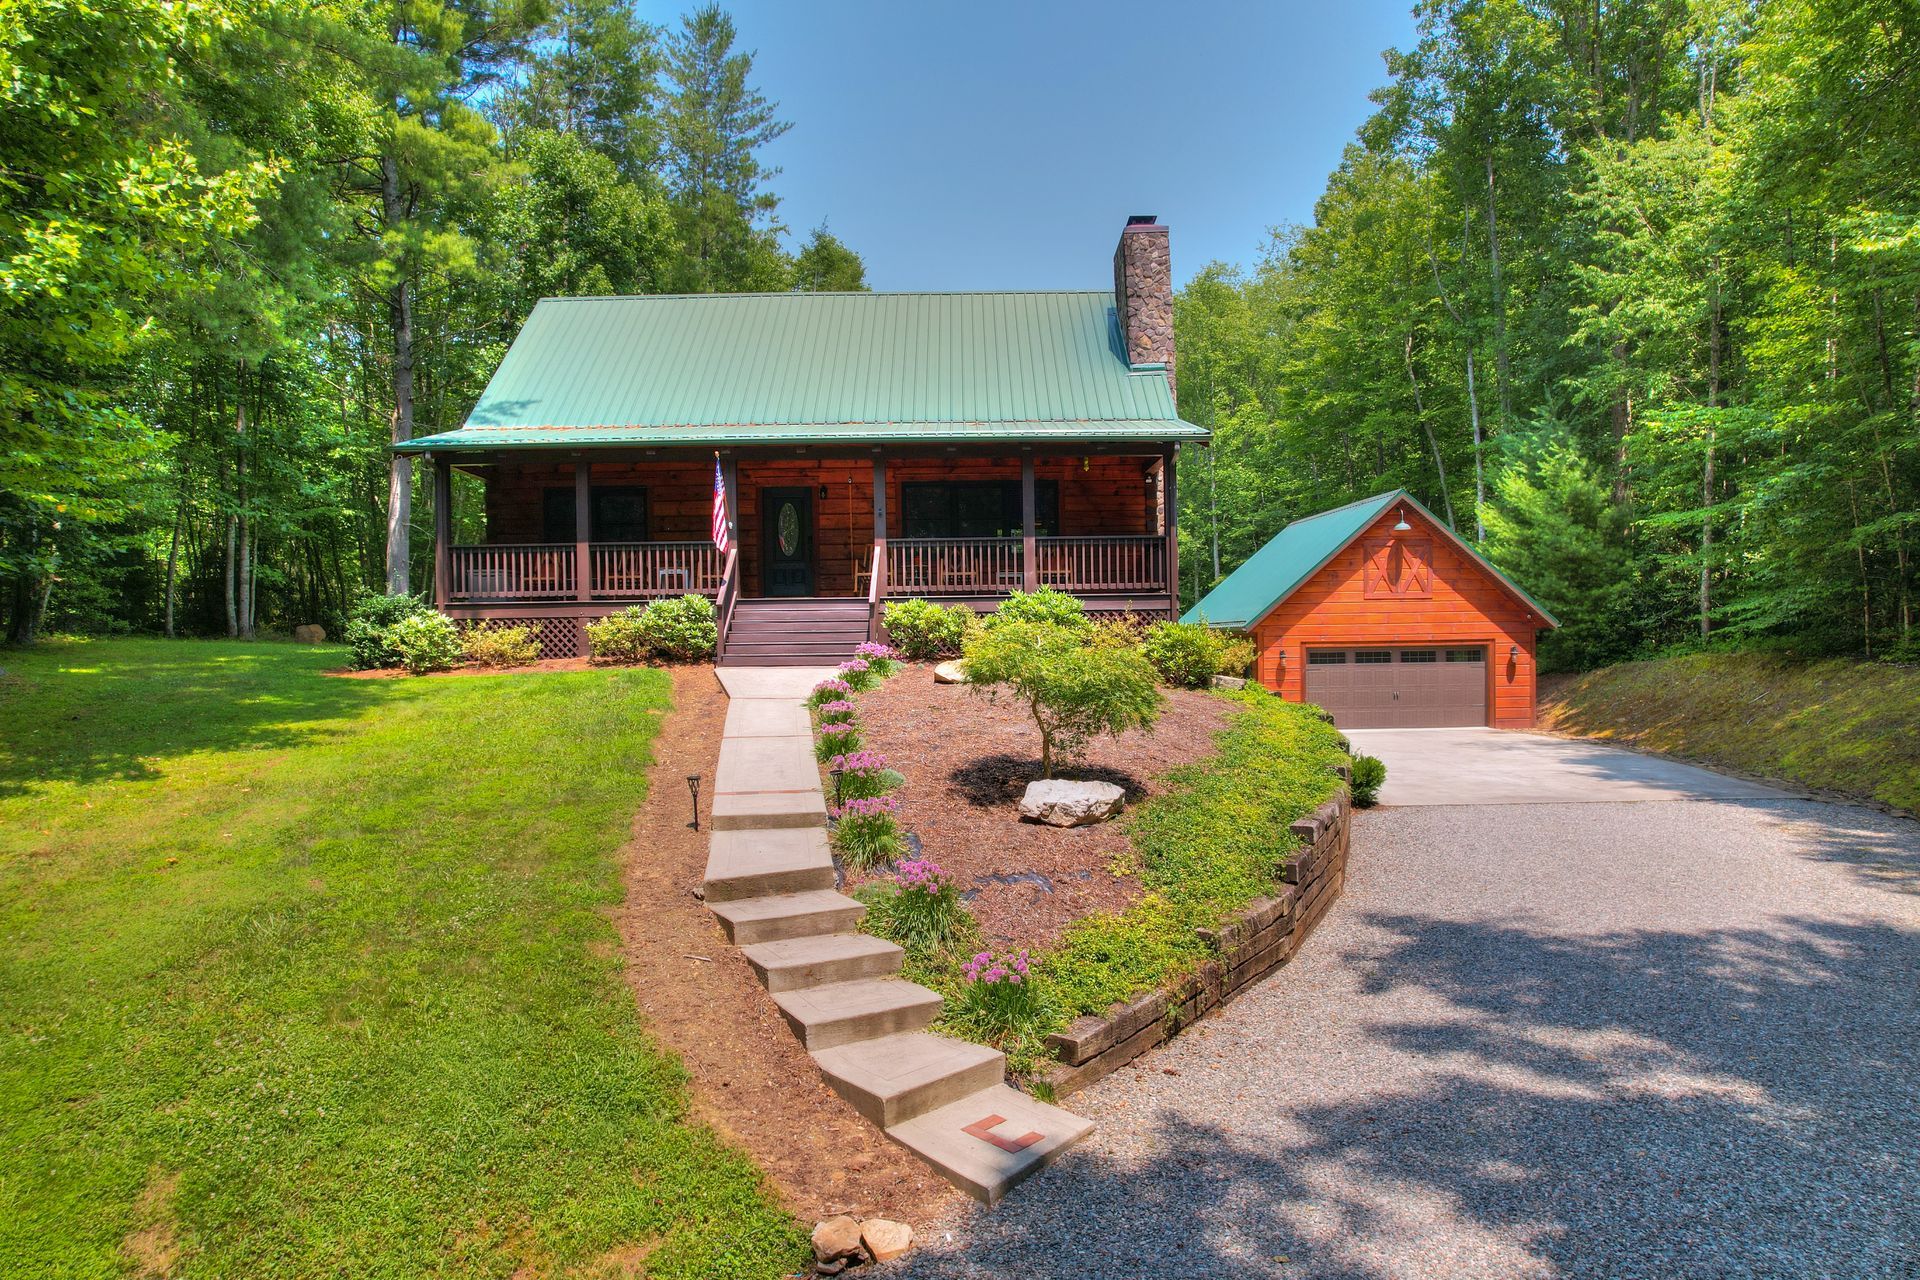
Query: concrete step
710,786,827,831
770,977,943,1050
886,1083,1096,1206
702,827,835,903
740,932,903,992
709,890,863,946
714,735,821,797
813,1032,1007,1128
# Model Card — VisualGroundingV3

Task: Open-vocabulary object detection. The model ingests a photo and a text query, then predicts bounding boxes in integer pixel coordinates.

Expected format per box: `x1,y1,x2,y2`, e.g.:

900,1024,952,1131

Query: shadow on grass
901,911,1920,1279
0,639,410,798
946,753,1149,808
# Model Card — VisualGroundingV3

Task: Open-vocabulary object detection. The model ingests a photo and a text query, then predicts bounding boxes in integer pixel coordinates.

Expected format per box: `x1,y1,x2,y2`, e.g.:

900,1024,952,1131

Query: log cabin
396,216,1205,664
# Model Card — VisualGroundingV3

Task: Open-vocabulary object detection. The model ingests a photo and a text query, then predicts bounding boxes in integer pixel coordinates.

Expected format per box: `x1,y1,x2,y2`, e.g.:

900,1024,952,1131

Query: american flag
711,455,731,553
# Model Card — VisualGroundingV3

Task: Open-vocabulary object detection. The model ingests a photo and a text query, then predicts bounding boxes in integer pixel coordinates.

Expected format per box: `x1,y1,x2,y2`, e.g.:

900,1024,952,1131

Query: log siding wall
1247,504,1546,729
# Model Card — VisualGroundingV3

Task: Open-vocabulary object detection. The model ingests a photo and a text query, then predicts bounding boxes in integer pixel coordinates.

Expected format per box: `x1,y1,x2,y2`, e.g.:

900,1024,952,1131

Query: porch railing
447,544,576,600
885,537,1025,595
591,541,723,598
1034,536,1167,593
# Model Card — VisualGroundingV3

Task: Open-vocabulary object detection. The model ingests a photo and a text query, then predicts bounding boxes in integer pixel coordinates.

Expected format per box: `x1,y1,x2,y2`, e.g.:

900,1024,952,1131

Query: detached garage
1183,490,1558,729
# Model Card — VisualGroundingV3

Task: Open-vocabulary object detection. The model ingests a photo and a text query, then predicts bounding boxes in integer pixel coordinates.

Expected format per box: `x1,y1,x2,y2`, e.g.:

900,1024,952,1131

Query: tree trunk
224,513,238,638
1485,151,1512,429
163,497,184,639
382,153,416,597
1701,273,1721,639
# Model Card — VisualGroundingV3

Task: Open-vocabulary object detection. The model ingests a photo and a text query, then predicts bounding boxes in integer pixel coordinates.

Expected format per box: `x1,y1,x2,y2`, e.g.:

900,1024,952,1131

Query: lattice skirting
459,616,586,661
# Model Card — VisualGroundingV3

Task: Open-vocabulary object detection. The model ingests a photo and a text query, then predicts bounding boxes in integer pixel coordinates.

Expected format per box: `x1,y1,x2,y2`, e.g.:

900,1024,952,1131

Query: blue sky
655,0,1418,292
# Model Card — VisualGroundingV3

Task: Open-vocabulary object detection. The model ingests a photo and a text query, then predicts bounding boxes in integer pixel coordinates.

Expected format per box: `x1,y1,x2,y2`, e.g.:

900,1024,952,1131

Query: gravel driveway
899,743,1920,1279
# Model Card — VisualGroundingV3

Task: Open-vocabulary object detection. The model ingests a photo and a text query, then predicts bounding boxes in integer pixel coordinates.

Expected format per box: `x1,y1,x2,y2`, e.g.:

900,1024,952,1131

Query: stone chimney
1113,215,1175,401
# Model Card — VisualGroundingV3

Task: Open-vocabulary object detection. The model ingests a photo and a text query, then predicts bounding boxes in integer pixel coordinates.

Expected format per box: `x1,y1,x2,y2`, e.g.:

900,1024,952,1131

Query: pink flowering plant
806,677,854,708
814,718,863,763
825,749,903,801
954,948,1045,1040
835,657,877,692
815,698,857,725
853,641,900,676
828,795,903,869
883,858,966,947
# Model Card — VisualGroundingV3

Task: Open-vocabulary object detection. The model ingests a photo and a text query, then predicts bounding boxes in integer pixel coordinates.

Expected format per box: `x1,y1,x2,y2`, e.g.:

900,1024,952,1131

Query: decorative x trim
963,1114,1043,1153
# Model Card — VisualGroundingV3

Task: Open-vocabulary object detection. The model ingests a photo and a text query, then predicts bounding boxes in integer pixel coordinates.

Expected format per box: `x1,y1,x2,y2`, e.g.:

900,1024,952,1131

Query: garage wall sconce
1508,645,1520,661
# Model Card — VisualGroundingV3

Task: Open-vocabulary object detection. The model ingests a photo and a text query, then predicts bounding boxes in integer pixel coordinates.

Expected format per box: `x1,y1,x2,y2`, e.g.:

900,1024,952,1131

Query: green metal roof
1181,489,1559,630
397,291,1207,453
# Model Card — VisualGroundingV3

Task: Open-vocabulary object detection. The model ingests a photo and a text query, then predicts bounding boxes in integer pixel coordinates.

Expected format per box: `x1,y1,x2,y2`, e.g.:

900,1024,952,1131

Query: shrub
836,657,876,692
825,750,903,801
815,699,857,724
807,677,854,708
963,621,1163,776
344,593,431,669
853,641,900,676
985,586,1089,633
814,720,862,762
463,624,541,668
387,612,464,675
951,948,1047,1045
828,795,904,869
1145,620,1258,688
1218,635,1256,678
1350,754,1387,807
866,859,968,949
585,595,718,663
585,607,649,662
882,598,977,659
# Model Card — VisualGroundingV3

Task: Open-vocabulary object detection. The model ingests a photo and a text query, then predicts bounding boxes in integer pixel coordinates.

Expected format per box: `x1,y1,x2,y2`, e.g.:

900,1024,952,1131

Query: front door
761,487,814,596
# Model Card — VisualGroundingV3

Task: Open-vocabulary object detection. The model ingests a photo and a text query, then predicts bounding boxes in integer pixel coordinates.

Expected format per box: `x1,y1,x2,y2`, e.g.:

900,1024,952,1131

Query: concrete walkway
898,754,1920,1277
702,666,1093,1205
1345,727,1788,806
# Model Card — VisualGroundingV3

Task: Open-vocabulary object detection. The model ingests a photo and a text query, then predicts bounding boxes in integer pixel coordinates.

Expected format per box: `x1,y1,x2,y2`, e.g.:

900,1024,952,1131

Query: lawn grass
1542,652,1920,812
0,638,805,1279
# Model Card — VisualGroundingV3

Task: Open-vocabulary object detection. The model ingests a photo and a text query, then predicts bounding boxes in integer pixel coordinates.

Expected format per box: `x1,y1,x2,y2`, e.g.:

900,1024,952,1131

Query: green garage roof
1181,489,1559,629
397,291,1208,453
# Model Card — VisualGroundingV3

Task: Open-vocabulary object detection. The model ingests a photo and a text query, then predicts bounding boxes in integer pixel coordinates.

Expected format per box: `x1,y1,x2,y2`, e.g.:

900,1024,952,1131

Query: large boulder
1018,779,1125,827
933,659,969,684
292,623,327,644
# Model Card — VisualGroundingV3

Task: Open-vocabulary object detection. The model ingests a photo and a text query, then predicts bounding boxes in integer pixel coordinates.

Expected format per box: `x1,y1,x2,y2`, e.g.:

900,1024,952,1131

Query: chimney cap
1125,214,1158,227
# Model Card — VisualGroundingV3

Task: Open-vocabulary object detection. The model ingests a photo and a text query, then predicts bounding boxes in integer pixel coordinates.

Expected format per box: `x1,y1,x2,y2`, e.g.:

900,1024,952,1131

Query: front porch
425,446,1181,661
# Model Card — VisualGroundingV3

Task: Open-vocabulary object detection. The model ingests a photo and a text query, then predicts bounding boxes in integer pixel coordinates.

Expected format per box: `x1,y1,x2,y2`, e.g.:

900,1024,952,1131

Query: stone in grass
293,623,327,644
1019,779,1125,827
861,1218,914,1262
812,1215,864,1264
933,659,969,684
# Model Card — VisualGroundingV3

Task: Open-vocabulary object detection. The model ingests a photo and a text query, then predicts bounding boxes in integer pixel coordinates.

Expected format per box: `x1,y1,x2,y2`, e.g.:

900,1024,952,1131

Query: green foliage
948,950,1049,1048
985,586,1090,633
826,754,903,802
462,623,541,668
791,224,869,292
881,598,977,659
1141,621,1244,688
343,593,433,670
386,612,463,675
814,720,862,763
827,798,904,870
0,640,807,1278
586,595,717,663
1349,754,1387,807
855,861,972,952
963,621,1163,777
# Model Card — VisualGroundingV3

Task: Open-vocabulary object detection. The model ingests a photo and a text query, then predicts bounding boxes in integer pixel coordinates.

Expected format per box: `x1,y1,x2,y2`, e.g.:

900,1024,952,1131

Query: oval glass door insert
777,501,801,556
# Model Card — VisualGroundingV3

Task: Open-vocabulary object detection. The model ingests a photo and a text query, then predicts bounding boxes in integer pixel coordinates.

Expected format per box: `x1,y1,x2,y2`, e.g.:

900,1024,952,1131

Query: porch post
432,455,451,610
871,454,888,597
573,459,591,602
721,452,740,549
1163,445,1179,616
1020,453,1038,592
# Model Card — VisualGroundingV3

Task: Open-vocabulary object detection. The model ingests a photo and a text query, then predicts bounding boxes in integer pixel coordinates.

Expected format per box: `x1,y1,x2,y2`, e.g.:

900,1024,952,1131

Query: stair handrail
715,545,740,663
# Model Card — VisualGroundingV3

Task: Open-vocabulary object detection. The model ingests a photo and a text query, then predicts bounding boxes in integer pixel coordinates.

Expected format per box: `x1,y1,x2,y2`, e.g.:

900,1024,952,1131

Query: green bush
985,586,1089,633
949,949,1049,1048
1140,621,1230,687
827,795,904,869
586,595,717,663
1350,754,1387,807
857,858,969,950
387,612,464,675
814,720,862,762
343,593,432,669
963,620,1163,777
882,598,977,659
462,623,541,668
824,750,903,801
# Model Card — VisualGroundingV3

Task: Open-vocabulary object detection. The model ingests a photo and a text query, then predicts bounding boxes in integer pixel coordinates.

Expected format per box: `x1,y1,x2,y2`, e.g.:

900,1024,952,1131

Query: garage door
1303,647,1487,728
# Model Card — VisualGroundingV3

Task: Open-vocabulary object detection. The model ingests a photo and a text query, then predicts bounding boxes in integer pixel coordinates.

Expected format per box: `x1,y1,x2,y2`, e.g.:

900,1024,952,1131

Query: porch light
1508,645,1519,662
686,773,701,831
1393,508,1412,532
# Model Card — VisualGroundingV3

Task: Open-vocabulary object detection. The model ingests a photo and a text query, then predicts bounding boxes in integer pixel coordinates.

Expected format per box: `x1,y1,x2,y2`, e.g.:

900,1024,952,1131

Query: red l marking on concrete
963,1114,1042,1153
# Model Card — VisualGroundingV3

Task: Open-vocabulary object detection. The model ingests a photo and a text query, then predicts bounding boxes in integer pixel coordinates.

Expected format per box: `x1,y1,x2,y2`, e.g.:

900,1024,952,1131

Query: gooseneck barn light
1393,507,1413,532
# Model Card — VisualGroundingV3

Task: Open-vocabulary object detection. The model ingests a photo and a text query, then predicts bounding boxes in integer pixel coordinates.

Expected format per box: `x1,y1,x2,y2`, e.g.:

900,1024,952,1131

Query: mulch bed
613,666,959,1227
852,664,1235,949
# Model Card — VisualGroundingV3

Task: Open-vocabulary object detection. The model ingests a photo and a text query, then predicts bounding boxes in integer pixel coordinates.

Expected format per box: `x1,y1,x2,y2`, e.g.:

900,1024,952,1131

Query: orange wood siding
1247,505,1548,728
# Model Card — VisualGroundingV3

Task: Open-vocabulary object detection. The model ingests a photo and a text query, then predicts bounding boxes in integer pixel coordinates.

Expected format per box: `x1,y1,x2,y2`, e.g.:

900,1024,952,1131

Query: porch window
543,487,649,542
902,480,1058,539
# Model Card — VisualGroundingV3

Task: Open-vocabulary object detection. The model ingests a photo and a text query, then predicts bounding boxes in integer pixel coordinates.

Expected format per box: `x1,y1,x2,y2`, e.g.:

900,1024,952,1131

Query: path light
829,766,844,808
686,773,701,831
1393,507,1412,531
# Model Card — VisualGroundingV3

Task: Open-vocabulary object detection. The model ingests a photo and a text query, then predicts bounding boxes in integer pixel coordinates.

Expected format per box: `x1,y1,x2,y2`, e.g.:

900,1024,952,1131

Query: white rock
1018,779,1125,827
861,1218,913,1262
933,660,969,684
